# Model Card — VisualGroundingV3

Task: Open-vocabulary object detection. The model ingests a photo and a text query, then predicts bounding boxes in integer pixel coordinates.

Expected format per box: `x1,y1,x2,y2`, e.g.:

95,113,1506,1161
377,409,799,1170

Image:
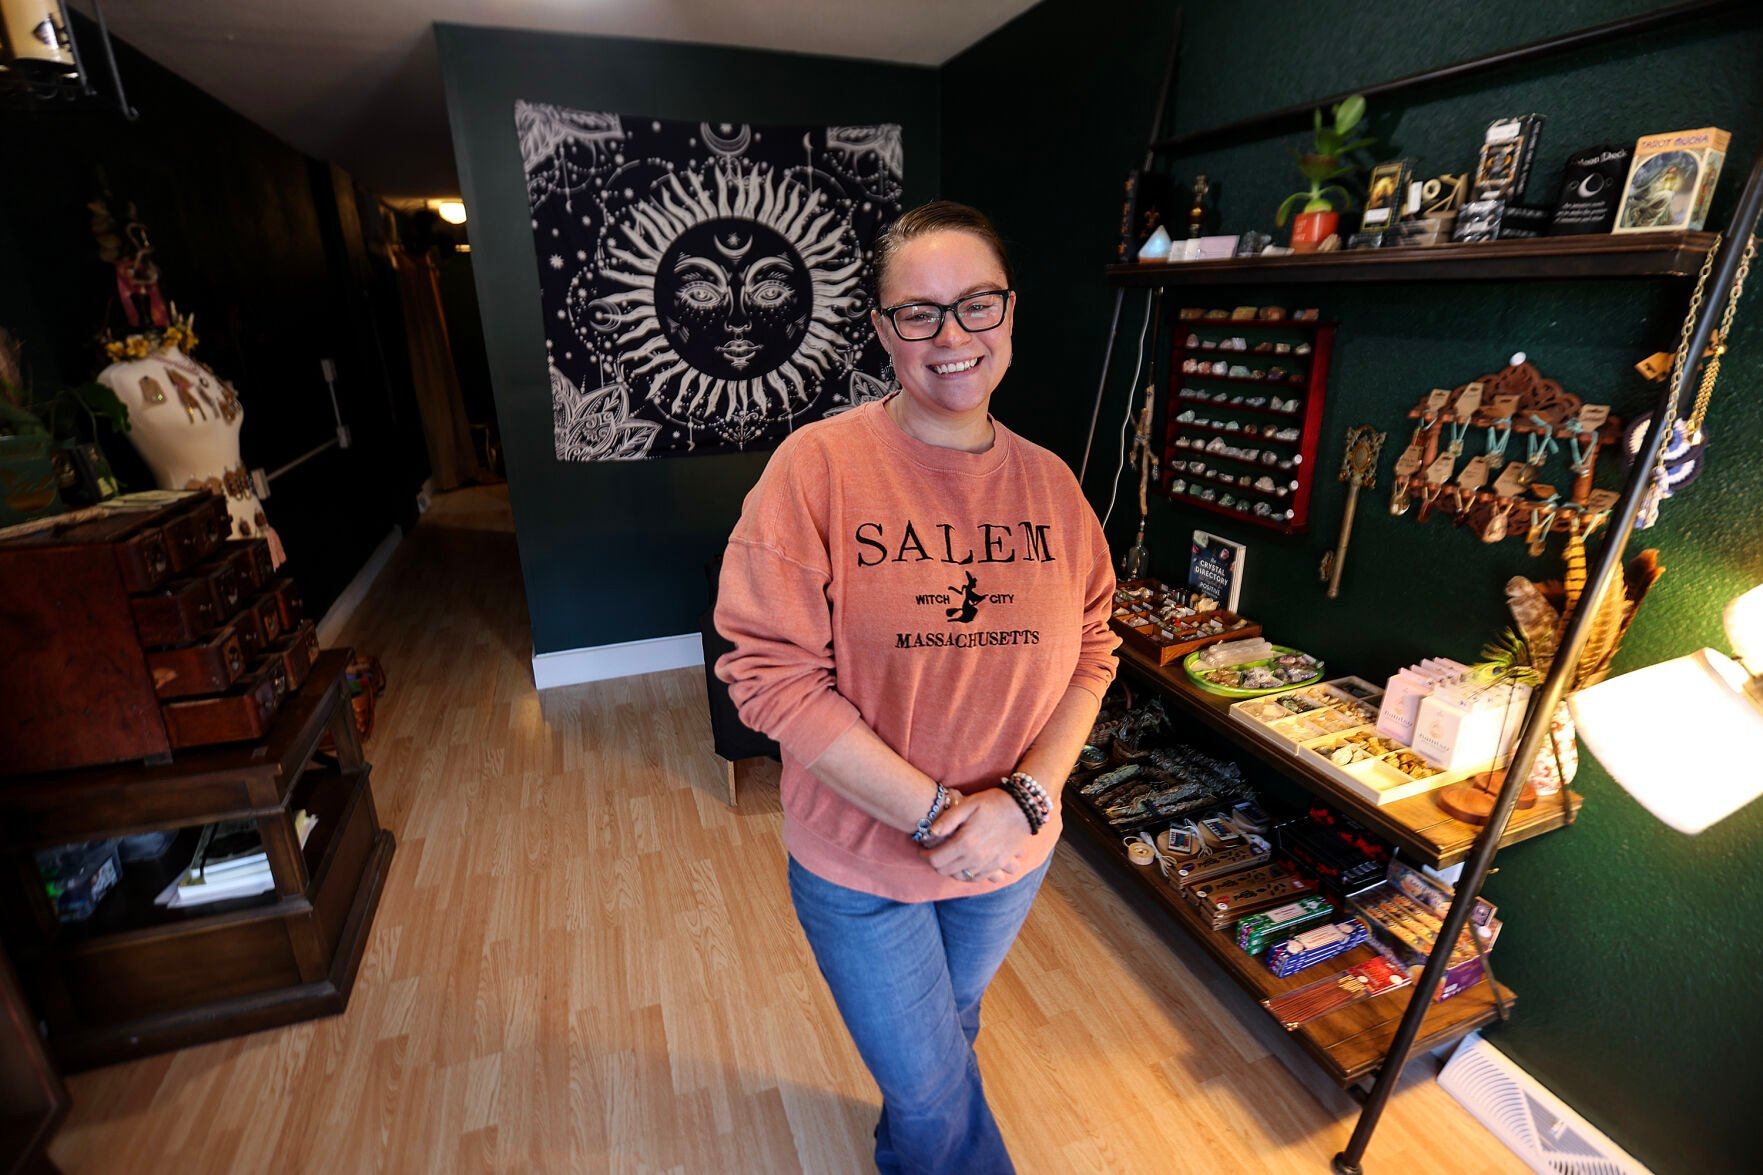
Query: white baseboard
532,632,705,689
317,526,403,646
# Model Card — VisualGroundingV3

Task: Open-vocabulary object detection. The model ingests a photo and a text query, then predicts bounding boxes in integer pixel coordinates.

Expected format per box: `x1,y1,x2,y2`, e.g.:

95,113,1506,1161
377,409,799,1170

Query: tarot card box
1614,127,1730,234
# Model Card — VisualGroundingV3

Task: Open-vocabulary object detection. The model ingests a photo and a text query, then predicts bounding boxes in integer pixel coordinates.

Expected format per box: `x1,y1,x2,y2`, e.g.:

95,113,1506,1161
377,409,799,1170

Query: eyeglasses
879,289,1013,341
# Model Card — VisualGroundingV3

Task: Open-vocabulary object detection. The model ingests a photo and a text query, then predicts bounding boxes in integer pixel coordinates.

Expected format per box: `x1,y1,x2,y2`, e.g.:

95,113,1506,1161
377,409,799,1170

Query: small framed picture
1361,159,1413,233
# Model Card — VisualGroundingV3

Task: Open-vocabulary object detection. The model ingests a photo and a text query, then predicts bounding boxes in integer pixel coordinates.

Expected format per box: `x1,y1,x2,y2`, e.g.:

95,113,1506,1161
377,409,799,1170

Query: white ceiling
75,1,1040,197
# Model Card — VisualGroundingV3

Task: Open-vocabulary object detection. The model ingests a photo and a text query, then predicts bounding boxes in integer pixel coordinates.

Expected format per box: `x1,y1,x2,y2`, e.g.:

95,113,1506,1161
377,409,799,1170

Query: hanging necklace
1639,233,1757,525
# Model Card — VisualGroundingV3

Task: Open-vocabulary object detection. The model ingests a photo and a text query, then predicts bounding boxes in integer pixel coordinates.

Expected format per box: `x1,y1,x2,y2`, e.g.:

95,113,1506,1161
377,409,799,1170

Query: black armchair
700,554,779,804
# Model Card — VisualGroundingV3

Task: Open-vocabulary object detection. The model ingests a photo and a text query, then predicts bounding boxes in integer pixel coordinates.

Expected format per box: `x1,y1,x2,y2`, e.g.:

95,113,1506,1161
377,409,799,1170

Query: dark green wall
0,18,428,615
944,2,1761,1171
435,24,941,655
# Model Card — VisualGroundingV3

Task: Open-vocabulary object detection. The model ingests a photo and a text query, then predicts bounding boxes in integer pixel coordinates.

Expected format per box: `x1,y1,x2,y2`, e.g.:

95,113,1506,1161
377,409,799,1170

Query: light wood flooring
50,485,1525,1173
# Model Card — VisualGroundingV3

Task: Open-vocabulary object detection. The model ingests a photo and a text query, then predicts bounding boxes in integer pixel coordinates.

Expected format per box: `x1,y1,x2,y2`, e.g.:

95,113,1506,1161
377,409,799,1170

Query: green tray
1182,645,1324,697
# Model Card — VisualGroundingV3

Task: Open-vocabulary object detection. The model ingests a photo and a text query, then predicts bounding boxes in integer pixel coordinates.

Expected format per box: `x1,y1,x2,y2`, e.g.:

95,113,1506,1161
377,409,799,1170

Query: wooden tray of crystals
1110,579,1260,665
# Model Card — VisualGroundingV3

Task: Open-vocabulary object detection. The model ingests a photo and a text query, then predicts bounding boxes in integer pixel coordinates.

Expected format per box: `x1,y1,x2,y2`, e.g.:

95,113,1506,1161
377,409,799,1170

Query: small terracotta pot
1291,210,1340,253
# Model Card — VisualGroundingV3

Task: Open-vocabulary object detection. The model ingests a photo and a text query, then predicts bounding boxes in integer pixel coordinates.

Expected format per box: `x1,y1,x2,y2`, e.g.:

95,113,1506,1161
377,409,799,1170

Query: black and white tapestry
515,102,903,460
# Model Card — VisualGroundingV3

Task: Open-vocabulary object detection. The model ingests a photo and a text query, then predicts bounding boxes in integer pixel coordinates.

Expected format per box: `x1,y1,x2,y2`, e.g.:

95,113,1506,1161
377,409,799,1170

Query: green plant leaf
1313,107,1322,133
0,397,49,435
1336,136,1377,155
1275,192,1310,227
1318,184,1355,211
1334,94,1366,135
26,380,131,441
69,382,130,434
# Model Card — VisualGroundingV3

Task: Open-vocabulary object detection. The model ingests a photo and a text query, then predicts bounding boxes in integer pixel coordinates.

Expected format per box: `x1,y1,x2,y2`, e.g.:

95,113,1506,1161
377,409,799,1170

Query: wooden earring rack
1391,359,1622,541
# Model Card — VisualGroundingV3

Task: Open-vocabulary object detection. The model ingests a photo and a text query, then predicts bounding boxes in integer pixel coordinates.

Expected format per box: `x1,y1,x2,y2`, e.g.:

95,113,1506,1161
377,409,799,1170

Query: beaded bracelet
999,771,1052,835
912,782,951,845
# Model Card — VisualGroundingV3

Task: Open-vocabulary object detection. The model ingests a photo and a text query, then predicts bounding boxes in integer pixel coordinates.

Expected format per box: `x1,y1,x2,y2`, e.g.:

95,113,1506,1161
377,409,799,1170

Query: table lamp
1569,583,1763,834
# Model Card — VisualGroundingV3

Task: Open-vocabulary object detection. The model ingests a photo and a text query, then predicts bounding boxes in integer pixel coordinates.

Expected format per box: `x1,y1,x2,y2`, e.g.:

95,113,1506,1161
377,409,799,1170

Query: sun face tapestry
515,103,903,460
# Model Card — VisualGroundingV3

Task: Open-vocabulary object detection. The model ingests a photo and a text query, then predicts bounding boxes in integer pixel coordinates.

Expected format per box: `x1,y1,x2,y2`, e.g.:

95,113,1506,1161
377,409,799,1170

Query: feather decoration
1574,572,1630,689
1554,514,1589,644
1575,553,1666,687
1501,550,1663,689
1504,577,1560,669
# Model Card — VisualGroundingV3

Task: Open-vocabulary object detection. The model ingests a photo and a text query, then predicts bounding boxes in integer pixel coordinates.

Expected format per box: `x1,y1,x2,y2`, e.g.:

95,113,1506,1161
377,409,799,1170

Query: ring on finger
959,869,974,881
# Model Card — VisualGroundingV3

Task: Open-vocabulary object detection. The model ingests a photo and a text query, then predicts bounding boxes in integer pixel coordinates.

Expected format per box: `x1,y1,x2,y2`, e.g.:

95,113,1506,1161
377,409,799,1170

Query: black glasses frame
878,289,1015,341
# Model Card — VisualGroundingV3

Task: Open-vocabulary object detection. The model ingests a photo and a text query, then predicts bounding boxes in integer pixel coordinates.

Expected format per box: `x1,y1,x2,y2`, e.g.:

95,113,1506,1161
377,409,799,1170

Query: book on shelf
1188,530,1246,612
154,810,316,909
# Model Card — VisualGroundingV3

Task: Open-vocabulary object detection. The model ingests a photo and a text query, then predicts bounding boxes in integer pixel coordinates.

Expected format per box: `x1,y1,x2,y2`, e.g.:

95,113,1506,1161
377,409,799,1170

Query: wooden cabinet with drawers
0,649,395,1071
0,492,306,774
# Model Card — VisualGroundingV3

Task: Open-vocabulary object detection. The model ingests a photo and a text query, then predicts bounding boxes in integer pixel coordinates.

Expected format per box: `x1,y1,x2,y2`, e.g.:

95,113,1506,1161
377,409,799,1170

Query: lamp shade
435,200,467,225
1726,583,1763,669
1569,647,1763,834
0,0,77,77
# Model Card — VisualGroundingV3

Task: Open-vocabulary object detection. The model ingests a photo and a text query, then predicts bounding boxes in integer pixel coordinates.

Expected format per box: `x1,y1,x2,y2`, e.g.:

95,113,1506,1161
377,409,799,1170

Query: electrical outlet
337,424,352,449
250,467,270,499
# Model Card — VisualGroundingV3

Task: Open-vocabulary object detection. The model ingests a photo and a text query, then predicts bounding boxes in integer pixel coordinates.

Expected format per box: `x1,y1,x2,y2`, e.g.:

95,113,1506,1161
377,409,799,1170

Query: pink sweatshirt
714,394,1119,902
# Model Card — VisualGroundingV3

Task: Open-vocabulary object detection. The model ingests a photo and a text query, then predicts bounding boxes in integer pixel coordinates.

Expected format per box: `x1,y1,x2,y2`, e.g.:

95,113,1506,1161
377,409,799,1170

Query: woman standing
714,200,1119,1173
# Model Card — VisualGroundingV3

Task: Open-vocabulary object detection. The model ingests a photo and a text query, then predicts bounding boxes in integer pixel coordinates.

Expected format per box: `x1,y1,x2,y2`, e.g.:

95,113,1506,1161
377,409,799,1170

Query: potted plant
0,327,129,524
1276,95,1373,252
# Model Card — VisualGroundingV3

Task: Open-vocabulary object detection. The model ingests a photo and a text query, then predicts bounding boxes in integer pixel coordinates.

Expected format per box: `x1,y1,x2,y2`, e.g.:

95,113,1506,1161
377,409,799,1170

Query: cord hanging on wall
0,0,138,118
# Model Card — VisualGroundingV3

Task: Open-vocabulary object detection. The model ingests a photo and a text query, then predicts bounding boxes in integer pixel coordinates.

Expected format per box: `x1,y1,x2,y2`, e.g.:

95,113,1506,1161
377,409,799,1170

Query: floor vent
1438,1034,1650,1175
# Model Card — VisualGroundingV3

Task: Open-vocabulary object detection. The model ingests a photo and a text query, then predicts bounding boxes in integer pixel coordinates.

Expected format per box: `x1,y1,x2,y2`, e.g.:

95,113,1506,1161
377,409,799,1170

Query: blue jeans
787,853,1053,1175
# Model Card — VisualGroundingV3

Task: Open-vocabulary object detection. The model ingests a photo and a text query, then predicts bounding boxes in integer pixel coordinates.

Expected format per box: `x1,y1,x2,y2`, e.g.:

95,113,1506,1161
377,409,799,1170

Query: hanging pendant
1416,483,1446,523
1481,502,1511,543
1389,480,1412,516
1526,506,1557,557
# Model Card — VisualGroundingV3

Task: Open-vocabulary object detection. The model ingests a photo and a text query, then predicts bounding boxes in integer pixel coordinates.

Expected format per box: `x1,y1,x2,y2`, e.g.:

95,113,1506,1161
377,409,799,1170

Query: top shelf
1108,231,1717,288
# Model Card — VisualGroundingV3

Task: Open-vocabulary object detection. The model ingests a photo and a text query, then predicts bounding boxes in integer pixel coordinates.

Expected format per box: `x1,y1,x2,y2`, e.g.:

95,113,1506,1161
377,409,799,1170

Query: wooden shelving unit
1107,231,1716,288
1101,5,1755,1164
1115,642,1580,869
1062,794,1512,1086
0,650,395,1072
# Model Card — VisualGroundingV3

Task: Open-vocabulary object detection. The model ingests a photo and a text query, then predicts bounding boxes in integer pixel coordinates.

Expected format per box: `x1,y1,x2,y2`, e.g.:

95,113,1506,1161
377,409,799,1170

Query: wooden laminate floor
51,485,1525,1174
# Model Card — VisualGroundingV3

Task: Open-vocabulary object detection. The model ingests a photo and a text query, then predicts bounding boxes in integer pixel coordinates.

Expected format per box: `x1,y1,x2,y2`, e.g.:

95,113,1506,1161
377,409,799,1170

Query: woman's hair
872,200,1014,302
